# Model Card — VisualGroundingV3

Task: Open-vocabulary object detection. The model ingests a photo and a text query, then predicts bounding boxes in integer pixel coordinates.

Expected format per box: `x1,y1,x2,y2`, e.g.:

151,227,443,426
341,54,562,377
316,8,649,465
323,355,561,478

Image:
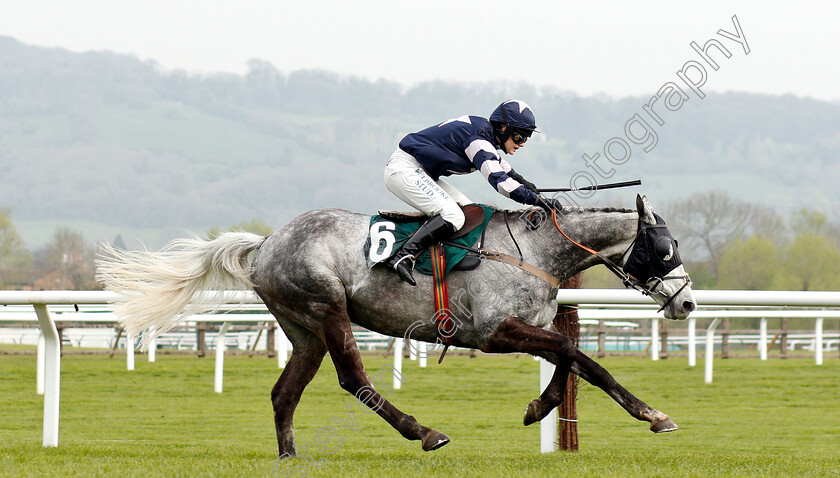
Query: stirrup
391,254,415,271
392,254,418,285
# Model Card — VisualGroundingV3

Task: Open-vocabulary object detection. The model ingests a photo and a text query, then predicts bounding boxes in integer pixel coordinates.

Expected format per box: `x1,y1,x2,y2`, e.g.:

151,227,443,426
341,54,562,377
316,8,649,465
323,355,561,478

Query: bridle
547,208,692,313
616,240,692,312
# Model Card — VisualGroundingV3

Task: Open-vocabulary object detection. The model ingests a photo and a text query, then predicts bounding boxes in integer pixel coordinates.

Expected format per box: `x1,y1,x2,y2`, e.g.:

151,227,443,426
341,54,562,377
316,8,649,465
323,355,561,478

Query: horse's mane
493,205,635,215
372,205,635,224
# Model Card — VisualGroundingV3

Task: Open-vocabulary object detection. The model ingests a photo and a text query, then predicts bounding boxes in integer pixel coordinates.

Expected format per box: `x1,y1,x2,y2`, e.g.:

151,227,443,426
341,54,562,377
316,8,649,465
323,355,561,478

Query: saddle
377,205,487,271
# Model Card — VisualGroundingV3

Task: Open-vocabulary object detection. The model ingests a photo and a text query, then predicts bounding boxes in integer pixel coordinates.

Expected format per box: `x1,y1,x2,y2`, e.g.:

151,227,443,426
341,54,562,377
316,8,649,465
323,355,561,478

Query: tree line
661,190,840,290
3,190,839,291
0,207,99,289
580,190,840,292
0,210,273,290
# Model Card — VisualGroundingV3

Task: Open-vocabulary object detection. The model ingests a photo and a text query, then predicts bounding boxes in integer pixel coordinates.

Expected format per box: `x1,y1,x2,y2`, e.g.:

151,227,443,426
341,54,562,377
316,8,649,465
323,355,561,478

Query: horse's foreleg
482,316,676,432
322,307,449,451
270,319,328,458
481,316,576,426
571,351,677,432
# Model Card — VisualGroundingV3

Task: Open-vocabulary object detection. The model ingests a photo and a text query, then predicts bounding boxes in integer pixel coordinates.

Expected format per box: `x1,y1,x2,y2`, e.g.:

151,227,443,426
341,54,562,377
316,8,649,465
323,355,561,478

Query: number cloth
364,205,494,276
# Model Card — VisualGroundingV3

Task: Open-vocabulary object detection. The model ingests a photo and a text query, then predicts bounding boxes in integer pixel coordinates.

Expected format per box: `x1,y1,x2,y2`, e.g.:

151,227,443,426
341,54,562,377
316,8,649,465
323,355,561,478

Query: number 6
369,221,397,262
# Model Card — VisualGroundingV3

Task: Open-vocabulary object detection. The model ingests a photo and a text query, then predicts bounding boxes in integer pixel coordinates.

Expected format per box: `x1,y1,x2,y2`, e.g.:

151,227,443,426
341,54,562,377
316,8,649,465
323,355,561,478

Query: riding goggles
511,130,529,145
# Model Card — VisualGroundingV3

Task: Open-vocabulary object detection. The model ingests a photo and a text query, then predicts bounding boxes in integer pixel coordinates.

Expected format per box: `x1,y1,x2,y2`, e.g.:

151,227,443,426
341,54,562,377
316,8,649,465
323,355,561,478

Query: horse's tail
95,232,267,351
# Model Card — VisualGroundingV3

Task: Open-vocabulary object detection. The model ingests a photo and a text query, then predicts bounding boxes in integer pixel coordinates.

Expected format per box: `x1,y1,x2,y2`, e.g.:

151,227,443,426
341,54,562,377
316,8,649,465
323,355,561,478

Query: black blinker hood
623,213,682,283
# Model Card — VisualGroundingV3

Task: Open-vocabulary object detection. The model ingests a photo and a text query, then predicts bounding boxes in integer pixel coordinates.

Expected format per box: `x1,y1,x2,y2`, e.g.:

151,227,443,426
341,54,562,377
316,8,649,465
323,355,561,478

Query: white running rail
2,289,838,451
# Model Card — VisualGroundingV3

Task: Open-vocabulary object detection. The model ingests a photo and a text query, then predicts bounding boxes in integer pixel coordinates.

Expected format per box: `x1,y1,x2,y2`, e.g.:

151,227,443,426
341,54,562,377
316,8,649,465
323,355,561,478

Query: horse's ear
636,194,656,224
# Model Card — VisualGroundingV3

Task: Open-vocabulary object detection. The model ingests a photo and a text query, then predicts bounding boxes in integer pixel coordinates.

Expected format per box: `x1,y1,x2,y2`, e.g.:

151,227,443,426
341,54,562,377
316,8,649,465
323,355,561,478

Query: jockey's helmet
490,100,539,144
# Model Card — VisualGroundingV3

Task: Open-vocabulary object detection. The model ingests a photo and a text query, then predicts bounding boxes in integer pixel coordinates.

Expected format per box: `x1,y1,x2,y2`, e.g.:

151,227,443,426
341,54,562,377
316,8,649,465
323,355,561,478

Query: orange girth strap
430,243,454,363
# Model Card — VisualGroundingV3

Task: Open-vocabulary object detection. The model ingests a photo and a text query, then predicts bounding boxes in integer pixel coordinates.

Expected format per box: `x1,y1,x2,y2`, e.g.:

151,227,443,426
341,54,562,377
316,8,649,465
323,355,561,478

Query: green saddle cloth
364,205,494,276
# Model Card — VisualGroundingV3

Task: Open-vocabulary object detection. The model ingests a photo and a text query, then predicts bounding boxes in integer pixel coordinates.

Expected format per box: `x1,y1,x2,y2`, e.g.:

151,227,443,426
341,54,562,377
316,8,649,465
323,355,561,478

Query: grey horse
96,195,695,457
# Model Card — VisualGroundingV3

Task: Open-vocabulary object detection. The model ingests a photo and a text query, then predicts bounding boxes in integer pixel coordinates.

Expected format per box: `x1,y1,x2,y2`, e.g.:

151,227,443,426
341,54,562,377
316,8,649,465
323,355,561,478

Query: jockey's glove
536,195,563,214
508,170,539,193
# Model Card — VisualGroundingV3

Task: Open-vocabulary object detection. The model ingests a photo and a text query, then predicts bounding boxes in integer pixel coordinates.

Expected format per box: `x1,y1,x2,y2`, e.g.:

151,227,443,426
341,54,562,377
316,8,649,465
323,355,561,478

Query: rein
549,209,632,286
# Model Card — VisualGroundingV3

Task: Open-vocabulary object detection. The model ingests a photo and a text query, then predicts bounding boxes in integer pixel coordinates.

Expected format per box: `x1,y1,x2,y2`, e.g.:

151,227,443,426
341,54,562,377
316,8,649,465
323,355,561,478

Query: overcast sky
1,1,839,101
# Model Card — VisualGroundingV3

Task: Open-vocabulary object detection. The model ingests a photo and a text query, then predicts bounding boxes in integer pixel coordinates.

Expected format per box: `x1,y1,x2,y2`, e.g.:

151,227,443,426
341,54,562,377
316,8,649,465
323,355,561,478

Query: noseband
548,209,692,312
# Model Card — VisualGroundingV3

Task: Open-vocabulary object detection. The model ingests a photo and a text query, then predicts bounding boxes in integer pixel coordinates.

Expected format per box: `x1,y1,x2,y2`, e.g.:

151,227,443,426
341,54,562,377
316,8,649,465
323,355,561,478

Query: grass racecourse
1,349,838,477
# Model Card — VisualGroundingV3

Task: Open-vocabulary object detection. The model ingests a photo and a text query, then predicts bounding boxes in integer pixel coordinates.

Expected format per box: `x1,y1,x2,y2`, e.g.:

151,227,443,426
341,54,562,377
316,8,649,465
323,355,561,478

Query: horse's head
621,195,696,320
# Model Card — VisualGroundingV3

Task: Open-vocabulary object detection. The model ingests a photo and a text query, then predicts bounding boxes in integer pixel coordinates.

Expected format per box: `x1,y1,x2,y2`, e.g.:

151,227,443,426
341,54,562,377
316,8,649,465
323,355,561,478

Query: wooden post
197,325,207,358
251,323,264,352
596,319,606,358
660,320,669,359
721,318,730,359
109,328,123,358
780,317,788,358
267,322,276,358
553,274,581,452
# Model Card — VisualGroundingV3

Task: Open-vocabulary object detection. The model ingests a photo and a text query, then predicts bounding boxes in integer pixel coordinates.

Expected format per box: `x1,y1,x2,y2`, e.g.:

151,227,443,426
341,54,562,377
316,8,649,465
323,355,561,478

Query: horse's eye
653,237,673,260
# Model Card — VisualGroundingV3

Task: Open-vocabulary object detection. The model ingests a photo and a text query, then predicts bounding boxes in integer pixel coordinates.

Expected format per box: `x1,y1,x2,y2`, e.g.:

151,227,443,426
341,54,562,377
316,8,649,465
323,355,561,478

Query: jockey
383,99,562,286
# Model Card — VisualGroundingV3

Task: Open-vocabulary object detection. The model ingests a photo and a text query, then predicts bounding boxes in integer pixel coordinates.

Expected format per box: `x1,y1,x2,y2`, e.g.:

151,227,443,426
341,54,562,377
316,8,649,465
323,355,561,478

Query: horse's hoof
650,417,678,433
421,430,450,451
523,398,557,426
523,399,542,426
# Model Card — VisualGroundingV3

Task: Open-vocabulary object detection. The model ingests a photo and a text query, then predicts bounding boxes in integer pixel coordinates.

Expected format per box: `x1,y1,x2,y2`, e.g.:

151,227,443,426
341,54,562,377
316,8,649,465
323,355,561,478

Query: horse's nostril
683,301,696,312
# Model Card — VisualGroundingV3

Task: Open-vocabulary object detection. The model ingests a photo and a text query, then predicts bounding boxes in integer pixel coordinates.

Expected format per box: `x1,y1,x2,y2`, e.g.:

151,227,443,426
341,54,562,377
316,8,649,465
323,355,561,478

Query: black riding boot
385,215,456,286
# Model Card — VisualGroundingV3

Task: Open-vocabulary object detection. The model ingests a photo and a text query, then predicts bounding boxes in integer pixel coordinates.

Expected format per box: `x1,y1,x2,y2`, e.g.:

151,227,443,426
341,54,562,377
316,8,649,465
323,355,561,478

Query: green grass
1,352,838,477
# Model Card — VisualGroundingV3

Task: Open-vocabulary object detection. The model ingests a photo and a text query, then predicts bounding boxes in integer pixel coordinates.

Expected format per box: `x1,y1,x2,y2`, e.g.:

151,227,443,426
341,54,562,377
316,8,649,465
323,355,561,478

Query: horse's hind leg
482,316,677,433
322,304,449,451
270,316,328,457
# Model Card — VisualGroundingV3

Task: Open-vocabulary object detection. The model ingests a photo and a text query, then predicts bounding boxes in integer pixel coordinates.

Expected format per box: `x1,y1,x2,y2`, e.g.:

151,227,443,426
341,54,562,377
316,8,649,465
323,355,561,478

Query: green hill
1,35,838,248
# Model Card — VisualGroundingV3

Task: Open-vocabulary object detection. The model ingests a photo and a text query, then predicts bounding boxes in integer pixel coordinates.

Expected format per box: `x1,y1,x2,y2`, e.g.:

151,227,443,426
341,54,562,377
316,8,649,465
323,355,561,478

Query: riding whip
537,179,641,193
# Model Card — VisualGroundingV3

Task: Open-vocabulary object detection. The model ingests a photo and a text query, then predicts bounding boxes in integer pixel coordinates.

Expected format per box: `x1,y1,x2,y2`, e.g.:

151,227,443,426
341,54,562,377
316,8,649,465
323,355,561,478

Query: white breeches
384,149,471,230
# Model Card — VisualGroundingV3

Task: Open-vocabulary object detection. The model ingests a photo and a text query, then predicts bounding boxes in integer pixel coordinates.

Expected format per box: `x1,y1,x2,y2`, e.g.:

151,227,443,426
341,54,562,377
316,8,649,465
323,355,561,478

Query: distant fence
2,289,839,451
574,309,840,359
549,289,840,453
0,311,393,354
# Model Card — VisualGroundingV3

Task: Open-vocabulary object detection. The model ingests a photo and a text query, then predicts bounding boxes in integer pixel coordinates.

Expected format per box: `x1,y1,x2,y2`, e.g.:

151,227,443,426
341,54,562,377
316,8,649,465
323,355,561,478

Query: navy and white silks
384,115,538,230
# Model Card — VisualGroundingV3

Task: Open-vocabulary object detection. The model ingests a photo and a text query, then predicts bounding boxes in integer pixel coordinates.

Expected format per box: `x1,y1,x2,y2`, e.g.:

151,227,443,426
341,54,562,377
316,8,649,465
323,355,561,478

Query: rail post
418,341,427,368
539,358,557,453
214,322,231,393
759,317,768,360
650,318,659,361
815,317,824,365
126,334,135,370
33,304,60,447
705,318,721,384
392,338,403,390
687,317,697,367
277,328,289,369
148,337,156,362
